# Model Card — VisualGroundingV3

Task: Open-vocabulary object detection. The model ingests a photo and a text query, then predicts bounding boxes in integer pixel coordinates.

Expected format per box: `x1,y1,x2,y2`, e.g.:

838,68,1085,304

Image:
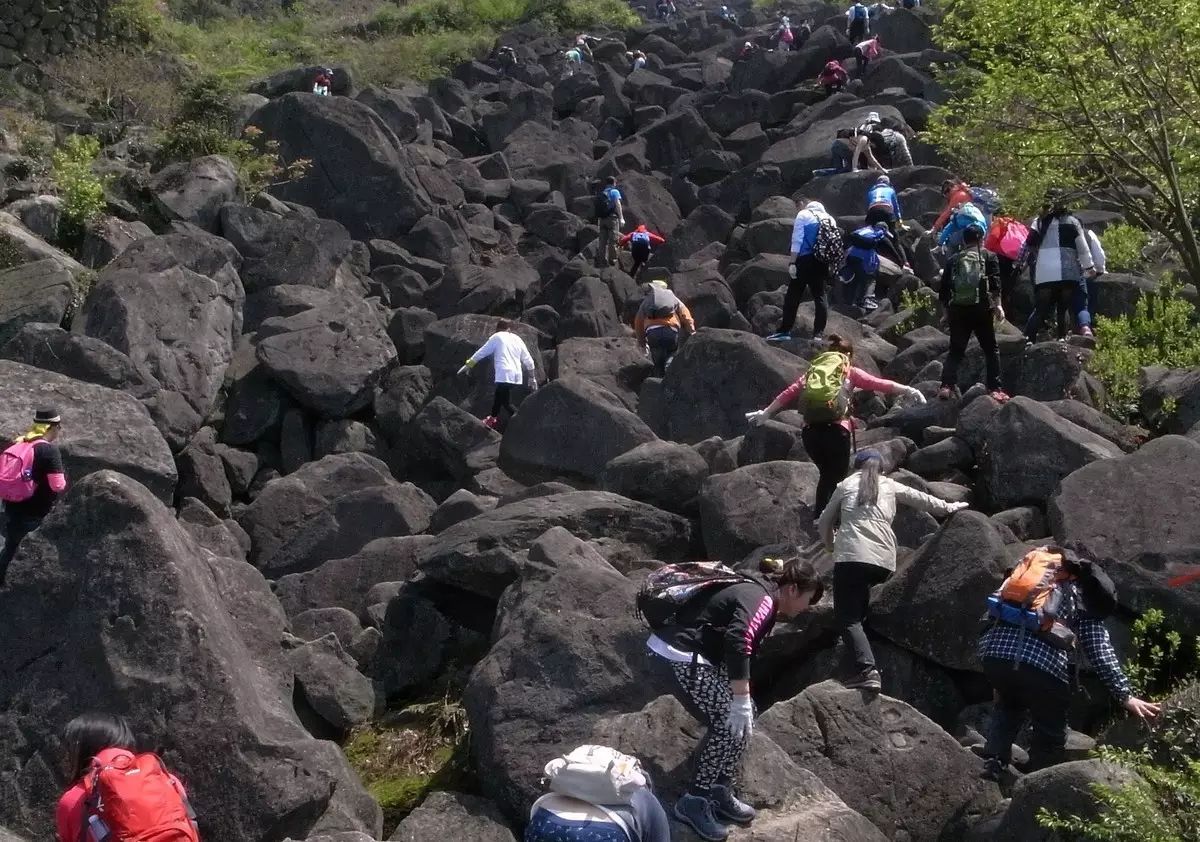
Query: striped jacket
1024,211,1095,285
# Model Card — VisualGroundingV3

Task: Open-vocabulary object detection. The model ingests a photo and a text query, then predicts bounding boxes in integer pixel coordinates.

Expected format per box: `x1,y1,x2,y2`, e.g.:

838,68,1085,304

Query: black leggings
834,562,892,670
801,422,852,516
490,383,515,417
779,254,829,336
1024,281,1074,342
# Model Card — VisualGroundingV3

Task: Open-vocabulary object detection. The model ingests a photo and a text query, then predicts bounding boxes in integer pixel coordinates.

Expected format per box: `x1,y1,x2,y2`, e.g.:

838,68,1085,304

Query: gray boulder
699,461,821,559
598,440,710,515
150,155,239,232
0,259,75,346
289,633,375,734
388,792,516,842
0,323,160,399
991,760,1141,842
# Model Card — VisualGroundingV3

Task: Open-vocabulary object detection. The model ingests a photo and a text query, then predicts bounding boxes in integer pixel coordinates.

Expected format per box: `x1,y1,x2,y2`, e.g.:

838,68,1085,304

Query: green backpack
803,352,852,423
949,248,985,306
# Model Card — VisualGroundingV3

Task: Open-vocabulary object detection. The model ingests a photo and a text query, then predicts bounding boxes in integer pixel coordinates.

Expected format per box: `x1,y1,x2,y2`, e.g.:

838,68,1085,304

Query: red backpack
0,440,38,502
80,751,199,842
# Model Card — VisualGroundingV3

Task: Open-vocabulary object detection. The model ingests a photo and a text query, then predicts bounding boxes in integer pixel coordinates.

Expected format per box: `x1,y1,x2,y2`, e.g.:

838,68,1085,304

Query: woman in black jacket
646,557,824,841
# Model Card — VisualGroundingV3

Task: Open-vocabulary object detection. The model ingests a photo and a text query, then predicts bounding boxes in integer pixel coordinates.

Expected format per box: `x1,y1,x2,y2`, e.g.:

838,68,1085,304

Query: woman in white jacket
817,450,968,690
458,319,538,429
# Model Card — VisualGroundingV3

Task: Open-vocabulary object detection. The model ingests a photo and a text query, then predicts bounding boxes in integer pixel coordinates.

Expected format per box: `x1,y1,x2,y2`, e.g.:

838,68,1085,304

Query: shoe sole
673,803,729,841
713,807,756,826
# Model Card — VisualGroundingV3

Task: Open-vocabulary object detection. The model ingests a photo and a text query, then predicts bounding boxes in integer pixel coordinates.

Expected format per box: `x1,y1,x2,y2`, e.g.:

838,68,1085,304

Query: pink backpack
780,26,794,43
0,441,38,502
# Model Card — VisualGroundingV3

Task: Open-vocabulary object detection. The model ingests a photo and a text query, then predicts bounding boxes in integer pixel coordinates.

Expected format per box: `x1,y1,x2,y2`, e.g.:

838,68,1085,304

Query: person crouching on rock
746,336,925,516
457,320,538,430
644,556,824,841
818,450,967,691
818,60,849,97
634,279,695,376
0,407,66,581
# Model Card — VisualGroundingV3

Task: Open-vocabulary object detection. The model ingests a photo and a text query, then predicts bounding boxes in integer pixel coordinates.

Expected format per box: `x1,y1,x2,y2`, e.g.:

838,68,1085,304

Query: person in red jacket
818,60,849,96
619,224,666,277
931,179,974,237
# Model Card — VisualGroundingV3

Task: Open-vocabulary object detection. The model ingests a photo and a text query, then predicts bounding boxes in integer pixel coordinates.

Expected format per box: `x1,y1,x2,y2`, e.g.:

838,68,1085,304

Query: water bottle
87,815,110,842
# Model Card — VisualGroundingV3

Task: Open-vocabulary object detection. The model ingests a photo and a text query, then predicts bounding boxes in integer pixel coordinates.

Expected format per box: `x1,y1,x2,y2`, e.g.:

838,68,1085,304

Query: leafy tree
928,0,1200,282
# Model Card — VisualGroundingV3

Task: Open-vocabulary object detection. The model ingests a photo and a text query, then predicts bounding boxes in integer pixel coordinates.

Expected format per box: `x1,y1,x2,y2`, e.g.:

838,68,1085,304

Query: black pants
1024,281,1074,342
854,47,869,73
849,19,867,45
629,242,651,277
997,256,1018,319
0,510,41,583
982,657,1071,769
779,254,829,336
801,422,852,516
646,326,678,376
943,304,1002,391
834,562,892,670
490,383,516,418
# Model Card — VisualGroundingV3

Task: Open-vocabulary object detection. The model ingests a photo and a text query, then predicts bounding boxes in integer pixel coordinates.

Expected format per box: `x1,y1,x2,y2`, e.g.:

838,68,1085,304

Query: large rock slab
759,681,1000,842
388,792,515,842
419,492,692,600
661,328,806,443
598,440,710,515
699,461,821,559
499,377,658,482
0,323,160,399
150,155,239,232
990,760,1141,842
0,259,75,347
0,471,381,840
0,360,175,501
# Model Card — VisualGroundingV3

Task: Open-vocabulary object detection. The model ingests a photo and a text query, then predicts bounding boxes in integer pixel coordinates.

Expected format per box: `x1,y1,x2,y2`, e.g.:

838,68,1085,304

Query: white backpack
530,746,648,842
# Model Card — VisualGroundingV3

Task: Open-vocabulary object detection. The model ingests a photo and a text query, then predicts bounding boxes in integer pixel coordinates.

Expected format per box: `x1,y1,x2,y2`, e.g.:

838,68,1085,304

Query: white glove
745,409,767,424
726,693,755,742
788,263,797,279
456,365,469,376
529,378,539,391
897,386,926,405
947,501,969,513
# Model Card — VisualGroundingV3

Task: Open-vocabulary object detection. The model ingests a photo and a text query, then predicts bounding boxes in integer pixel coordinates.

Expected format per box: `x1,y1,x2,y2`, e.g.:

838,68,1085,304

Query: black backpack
594,190,616,220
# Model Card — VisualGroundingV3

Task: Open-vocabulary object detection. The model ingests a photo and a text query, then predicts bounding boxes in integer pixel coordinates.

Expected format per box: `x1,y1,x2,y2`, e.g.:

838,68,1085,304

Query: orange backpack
997,548,1074,631
81,752,199,842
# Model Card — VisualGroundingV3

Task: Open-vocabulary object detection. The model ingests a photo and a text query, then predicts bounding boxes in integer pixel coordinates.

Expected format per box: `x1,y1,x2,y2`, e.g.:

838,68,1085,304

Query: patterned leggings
669,661,750,792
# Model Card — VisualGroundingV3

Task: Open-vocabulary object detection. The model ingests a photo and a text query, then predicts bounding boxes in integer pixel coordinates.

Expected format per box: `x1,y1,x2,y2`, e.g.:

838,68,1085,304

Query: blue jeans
1072,276,1094,328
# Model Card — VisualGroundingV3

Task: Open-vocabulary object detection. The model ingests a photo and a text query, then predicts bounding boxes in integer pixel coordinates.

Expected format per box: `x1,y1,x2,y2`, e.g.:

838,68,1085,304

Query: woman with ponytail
0,407,66,579
817,450,967,690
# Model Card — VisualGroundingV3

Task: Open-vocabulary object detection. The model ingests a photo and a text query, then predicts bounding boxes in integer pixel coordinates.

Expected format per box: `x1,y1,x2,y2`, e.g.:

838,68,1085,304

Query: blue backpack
852,4,868,19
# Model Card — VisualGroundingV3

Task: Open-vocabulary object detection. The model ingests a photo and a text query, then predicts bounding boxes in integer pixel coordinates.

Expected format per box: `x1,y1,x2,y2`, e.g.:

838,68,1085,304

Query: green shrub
1125,609,1200,701
51,135,109,249
104,0,163,43
1087,277,1200,422
1102,224,1149,274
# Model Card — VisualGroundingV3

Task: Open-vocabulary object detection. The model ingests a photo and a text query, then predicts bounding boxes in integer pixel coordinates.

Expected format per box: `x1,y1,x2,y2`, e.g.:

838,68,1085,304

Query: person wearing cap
736,41,757,61
634,280,695,376
853,34,882,74
818,449,967,690
858,112,913,169
0,408,67,579
768,200,838,342
818,60,849,96
458,321,538,430
619,224,666,278
864,174,901,233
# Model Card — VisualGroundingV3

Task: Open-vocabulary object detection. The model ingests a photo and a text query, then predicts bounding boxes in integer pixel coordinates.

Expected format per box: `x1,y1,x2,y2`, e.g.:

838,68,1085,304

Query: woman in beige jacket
817,449,967,690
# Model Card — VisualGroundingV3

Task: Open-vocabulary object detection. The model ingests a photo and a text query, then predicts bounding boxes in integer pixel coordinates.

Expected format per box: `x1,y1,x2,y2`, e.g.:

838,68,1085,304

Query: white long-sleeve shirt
468,331,535,384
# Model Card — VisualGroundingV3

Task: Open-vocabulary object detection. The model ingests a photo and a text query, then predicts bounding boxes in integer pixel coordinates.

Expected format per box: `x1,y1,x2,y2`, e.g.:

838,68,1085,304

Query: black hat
34,408,60,424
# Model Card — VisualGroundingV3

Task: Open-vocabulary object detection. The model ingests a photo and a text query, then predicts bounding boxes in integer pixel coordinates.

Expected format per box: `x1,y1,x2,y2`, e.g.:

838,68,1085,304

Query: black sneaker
710,785,756,826
674,794,729,841
842,668,882,691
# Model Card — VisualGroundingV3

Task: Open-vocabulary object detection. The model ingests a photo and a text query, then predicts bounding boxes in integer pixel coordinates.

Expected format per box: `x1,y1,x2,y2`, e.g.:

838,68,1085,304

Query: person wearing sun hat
0,407,67,579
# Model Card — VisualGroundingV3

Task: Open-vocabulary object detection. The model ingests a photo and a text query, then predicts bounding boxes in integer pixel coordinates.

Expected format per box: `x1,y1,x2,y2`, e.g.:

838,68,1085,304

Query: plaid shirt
979,583,1132,701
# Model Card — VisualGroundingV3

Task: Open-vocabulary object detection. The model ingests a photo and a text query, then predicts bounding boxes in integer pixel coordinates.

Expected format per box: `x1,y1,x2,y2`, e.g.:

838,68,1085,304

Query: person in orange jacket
931,179,973,237
634,280,695,376
620,224,667,277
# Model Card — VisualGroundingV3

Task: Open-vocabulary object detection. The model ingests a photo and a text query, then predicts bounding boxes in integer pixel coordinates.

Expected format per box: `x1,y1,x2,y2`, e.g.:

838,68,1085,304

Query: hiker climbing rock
626,50,648,71
526,746,670,842
818,60,849,96
818,450,967,690
841,221,907,313
0,407,66,580
57,713,199,842
846,1,871,43
937,199,987,257
1021,189,1096,345
858,112,913,168
979,545,1160,781
640,556,824,841
458,320,537,430
767,201,839,343
865,174,902,235
634,279,695,376
747,336,925,516
619,224,666,278
853,35,882,74
938,225,1010,401
594,176,626,268
983,213,1031,321
562,47,585,76
736,41,758,61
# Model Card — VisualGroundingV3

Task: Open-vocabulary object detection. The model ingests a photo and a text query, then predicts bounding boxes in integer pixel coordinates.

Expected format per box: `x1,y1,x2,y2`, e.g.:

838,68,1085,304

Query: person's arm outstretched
520,338,537,388
847,367,925,404
1077,618,1160,719
748,375,807,423
458,334,498,375
891,479,967,516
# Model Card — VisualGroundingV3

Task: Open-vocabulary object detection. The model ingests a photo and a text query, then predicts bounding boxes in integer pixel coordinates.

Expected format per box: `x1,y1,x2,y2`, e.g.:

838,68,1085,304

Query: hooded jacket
634,284,695,340
865,181,900,218
790,202,835,257
819,62,849,86
937,202,987,249
620,225,666,250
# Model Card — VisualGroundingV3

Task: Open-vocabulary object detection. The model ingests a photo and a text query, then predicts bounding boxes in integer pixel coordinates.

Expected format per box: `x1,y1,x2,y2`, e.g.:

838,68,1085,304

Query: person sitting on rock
526,771,671,842
634,279,695,376
818,450,967,691
818,60,850,96
736,41,758,61
620,224,666,278
931,179,974,238
646,555,824,841
768,200,837,343
840,221,907,313
312,68,332,96
626,50,648,72
748,335,925,515
979,545,1160,781
457,320,538,430
846,0,871,43
938,225,1009,402
0,407,66,580
57,713,199,842
853,34,882,73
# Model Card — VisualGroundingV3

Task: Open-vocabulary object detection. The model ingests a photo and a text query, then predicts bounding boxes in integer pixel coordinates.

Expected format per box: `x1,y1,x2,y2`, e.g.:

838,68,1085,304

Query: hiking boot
710,785,756,825
674,794,729,841
482,415,499,430
989,389,1011,403
765,332,792,342
981,756,1006,782
842,668,882,691
936,385,954,400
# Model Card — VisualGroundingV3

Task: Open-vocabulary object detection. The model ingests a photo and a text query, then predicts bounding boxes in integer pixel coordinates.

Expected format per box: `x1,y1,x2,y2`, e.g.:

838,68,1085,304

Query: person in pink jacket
745,335,925,515
854,35,882,74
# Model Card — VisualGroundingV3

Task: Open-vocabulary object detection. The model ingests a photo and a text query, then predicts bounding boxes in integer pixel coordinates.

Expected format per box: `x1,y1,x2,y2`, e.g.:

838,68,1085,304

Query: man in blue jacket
768,201,837,342
841,221,905,312
864,174,901,234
